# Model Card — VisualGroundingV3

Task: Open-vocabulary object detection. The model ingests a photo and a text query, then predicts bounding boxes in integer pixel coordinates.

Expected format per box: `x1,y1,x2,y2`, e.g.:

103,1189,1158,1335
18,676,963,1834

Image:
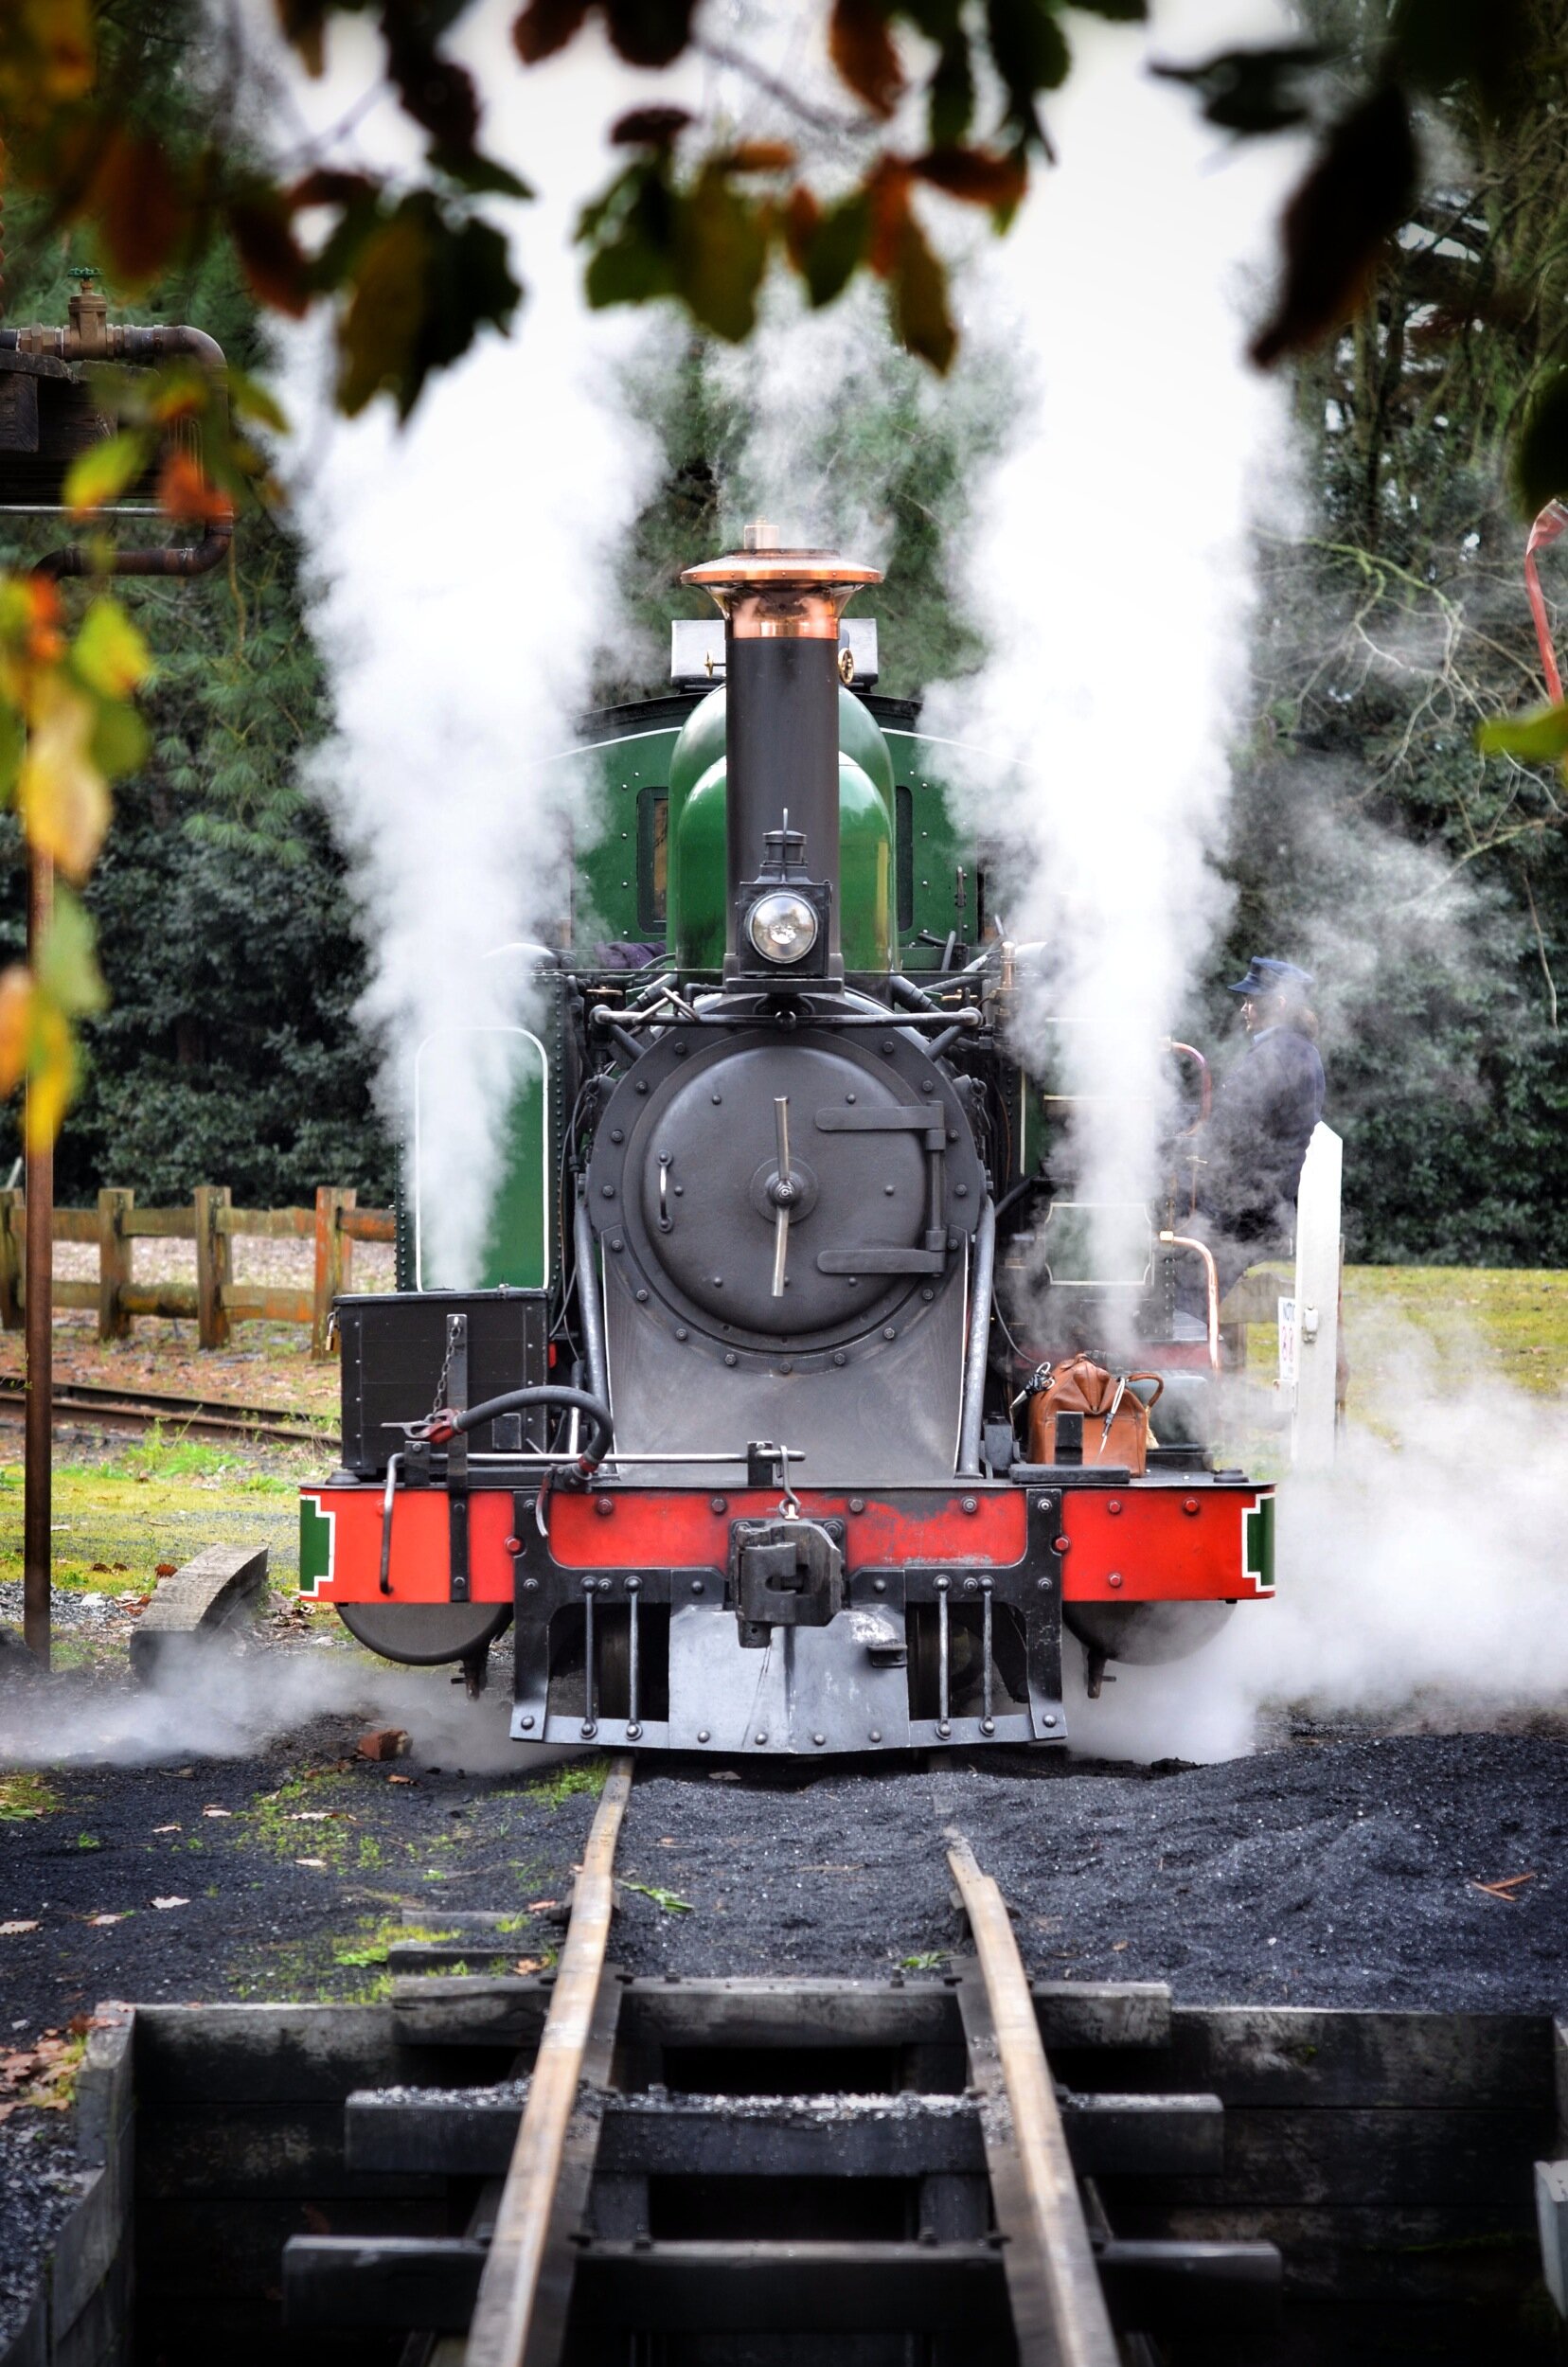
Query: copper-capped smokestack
684,528,881,976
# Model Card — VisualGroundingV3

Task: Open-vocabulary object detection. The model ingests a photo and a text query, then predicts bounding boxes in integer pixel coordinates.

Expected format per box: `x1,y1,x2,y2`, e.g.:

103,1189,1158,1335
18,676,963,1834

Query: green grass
100,1427,298,1490
0,1771,60,1820
0,1449,303,1595
1342,1268,1568,1398
527,1758,608,1807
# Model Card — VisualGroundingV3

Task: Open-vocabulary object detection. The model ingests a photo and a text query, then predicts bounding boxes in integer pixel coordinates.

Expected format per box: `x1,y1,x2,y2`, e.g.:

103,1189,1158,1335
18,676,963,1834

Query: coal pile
612,1733,1568,2011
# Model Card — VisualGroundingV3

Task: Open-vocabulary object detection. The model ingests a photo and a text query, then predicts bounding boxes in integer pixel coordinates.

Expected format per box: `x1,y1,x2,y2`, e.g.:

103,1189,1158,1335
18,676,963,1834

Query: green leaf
337,206,434,418
223,367,290,435
888,208,956,371
72,599,153,702
86,696,151,783
986,0,1071,127
800,191,871,310
621,1880,694,1913
1511,367,1568,520
63,429,153,519
582,163,680,309
675,169,769,341
336,196,522,421
927,30,975,149
1475,702,1568,765
0,702,23,804
36,886,107,1019
431,146,534,201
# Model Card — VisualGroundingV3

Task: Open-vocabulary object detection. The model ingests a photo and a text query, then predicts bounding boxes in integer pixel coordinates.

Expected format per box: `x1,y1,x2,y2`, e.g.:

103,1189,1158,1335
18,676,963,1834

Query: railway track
0,1373,327,1446
281,1756,1281,2363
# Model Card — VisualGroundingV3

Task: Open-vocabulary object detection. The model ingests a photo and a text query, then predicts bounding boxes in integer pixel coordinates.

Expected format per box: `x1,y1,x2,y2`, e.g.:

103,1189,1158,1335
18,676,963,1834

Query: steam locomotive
298,532,1278,1754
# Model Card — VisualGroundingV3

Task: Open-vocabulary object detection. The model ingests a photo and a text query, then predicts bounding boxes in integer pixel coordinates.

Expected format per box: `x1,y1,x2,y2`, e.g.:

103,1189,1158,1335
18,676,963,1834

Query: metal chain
427,1323,455,1421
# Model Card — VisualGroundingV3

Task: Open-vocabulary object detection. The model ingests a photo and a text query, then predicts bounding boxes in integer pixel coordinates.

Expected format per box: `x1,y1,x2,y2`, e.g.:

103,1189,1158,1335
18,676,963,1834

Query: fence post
312,1185,354,1360
0,1190,20,1329
98,1188,134,1343
194,1184,233,1351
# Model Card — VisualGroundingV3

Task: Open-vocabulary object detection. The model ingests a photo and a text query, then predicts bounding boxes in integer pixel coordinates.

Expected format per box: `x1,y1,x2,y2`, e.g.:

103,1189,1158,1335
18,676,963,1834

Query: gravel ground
611,1733,1568,2011
48,1237,396,1293
0,2112,90,2353
4,1595,1567,2346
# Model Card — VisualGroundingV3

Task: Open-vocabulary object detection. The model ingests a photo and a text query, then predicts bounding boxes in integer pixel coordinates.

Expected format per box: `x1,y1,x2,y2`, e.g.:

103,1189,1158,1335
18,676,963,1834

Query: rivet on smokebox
960,1495,977,1514
595,1496,615,1518
1183,1496,1201,1515
849,1496,865,1513
710,1495,728,1514
1107,1499,1123,1515
1107,1571,1124,1589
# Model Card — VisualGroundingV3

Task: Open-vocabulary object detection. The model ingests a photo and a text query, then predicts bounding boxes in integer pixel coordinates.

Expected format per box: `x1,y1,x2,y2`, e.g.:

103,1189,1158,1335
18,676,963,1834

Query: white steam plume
1070,1335,1568,1764
256,9,677,1285
926,1,1303,1307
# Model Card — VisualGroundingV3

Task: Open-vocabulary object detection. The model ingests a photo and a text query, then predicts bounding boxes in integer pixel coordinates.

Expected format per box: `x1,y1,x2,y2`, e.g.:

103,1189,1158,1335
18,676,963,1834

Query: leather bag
1025,1352,1163,1475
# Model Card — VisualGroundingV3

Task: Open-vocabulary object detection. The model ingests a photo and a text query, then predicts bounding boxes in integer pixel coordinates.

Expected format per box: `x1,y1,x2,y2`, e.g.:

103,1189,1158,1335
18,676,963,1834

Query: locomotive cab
300,526,1287,1753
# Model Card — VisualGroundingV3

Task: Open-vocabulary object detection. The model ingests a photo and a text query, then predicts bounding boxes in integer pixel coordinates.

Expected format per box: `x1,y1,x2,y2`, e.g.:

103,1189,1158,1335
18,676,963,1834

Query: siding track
282,1754,1280,2363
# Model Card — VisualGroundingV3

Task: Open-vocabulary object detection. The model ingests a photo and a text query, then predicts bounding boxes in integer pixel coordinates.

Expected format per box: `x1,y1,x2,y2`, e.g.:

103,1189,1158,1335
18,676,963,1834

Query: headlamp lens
747,891,818,965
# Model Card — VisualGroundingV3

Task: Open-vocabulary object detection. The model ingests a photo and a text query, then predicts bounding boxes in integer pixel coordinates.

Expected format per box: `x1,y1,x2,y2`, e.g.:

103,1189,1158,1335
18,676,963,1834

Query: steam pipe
6,317,233,579
33,524,232,579
956,1196,997,1478
1168,1039,1213,1128
1160,1229,1222,1373
573,1189,610,1411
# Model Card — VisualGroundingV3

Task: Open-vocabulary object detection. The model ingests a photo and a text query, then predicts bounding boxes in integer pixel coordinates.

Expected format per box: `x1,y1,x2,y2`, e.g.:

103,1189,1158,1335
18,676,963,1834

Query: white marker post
1291,1123,1343,1469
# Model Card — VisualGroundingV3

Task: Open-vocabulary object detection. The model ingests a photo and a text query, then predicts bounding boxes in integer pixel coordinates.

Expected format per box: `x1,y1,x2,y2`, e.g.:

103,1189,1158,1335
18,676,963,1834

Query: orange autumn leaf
157,449,234,525
0,968,31,1097
829,0,903,118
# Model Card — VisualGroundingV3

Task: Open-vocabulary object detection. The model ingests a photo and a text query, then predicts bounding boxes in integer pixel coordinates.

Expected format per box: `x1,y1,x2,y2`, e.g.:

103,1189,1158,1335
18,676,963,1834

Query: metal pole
22,846,52,1665
956,1196,997,1478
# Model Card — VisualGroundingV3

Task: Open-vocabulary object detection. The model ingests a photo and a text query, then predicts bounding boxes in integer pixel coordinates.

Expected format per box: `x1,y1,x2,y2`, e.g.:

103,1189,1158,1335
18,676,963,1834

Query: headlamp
747,890,819,965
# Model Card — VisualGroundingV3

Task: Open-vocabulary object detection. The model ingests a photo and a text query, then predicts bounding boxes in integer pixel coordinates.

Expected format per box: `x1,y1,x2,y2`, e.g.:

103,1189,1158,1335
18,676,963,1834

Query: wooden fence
0,1186,394,1358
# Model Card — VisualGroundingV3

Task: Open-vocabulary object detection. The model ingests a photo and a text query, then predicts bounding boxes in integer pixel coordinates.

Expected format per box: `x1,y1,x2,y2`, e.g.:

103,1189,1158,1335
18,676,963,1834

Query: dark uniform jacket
1197,1024,1325,1244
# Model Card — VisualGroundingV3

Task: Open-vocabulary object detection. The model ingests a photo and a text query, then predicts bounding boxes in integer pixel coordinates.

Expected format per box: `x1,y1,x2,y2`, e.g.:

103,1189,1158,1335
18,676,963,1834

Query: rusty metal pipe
32,522,233,579
1160,1227,1222,1372
7,317,233,578
22,848,52,1667
1168,1039,1212,1127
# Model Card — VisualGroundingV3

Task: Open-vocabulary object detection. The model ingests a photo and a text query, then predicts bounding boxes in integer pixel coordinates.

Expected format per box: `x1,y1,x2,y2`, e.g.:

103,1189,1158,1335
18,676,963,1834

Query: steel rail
947,1832,1120,2367
0,1373,326,1445
464,1753,634,2367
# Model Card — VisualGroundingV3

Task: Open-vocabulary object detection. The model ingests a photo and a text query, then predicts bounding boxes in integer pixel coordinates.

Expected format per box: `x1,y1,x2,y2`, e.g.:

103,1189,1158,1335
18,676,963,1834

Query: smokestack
684,525,880,979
